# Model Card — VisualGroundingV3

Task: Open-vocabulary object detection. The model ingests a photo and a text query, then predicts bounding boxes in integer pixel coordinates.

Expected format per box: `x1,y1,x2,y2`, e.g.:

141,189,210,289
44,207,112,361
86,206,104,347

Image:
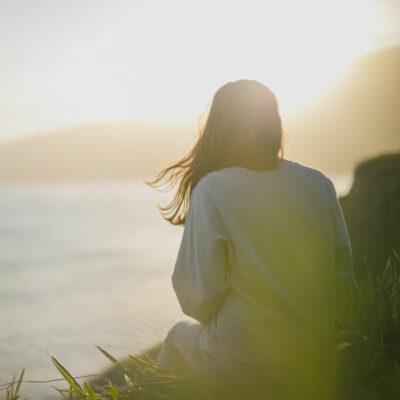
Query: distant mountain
0,122,195,182
287,46,400,172
0,48,399,182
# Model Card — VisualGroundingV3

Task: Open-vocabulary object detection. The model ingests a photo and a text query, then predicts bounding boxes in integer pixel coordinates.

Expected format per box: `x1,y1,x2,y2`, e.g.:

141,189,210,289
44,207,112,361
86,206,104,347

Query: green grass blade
51,356,86,397
84,382,98,400
13,368,25,398
96,346,118,364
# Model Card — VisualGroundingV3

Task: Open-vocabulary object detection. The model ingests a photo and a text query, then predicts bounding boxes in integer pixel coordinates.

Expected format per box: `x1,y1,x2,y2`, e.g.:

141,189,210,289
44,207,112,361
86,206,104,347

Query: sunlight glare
0,0,385,138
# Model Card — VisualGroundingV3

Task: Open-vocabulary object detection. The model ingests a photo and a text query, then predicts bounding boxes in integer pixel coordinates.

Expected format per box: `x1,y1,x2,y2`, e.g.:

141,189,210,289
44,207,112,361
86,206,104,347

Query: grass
335,250,400,399
1,251,400,399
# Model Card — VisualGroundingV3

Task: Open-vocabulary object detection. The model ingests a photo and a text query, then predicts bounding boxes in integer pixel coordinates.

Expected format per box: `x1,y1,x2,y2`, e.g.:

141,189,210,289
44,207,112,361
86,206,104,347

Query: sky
0,0,399,142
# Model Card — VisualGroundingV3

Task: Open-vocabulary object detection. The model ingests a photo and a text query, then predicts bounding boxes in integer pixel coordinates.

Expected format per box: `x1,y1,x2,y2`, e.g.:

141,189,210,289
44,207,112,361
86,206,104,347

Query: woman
145,80,353,399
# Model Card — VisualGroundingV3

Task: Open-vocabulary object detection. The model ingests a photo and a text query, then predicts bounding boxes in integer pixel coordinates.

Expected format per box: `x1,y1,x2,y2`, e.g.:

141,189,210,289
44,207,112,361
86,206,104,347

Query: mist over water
0,176,350,399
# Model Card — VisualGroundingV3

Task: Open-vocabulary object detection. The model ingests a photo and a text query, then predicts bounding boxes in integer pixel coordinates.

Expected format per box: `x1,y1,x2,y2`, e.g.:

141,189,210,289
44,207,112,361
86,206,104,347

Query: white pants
156,319,335,400
156,319,211,377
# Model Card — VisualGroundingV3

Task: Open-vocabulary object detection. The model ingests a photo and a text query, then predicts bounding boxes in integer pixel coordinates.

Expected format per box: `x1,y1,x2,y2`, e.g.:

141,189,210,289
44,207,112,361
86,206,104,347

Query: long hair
145,79,285,226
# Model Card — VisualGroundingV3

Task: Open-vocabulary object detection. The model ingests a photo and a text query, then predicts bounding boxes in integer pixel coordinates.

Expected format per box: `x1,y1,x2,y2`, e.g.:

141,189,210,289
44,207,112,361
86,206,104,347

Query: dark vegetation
339,153,400,276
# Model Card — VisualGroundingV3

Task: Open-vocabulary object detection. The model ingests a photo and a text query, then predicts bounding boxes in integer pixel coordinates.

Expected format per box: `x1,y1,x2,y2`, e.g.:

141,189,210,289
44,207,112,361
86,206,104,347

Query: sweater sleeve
172,177,230,325
326,179,354,307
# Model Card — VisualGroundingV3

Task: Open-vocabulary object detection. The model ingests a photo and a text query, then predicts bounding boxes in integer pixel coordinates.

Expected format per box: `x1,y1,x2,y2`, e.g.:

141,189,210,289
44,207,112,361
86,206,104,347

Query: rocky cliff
339,153,400,275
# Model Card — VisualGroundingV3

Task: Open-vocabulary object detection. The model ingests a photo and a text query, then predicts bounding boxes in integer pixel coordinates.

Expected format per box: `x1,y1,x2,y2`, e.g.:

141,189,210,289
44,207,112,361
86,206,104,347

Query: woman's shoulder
289,161,338,205
191,170,235,207
291,160,333,185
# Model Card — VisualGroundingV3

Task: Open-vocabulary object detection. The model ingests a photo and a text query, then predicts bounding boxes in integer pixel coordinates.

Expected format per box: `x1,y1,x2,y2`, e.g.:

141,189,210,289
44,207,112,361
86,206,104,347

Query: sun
129,0,382,122
0,0,385,138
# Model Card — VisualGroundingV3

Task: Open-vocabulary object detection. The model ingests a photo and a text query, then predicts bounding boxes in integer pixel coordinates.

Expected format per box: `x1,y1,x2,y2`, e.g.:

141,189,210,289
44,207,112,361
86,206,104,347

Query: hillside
0,122,195,182
287,46,400,171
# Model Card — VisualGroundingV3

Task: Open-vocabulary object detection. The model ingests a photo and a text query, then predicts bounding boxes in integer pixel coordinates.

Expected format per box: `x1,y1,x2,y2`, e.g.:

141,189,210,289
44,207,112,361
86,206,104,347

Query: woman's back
171,158,353,390
153,80,353,398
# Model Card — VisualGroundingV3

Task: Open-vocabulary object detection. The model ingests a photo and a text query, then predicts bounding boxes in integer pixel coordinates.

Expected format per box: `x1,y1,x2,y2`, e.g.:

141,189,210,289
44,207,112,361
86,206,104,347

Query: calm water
0,176,352,399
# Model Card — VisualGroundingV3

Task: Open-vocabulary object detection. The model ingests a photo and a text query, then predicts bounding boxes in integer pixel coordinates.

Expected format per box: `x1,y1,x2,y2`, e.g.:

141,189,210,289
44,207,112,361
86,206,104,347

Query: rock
339,153,400,276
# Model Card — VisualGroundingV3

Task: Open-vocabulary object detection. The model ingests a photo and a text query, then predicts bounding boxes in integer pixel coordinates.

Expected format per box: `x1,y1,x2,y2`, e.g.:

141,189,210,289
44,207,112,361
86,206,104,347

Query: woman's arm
172,176,230,325
326,179,354,309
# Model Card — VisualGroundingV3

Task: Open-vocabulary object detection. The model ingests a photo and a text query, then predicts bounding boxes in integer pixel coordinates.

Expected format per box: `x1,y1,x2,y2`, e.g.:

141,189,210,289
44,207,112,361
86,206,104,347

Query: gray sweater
171,158,353,372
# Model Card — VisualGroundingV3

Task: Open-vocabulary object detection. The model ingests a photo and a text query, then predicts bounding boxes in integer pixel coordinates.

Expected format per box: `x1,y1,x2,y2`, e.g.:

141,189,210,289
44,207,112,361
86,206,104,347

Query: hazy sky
1,0,399,141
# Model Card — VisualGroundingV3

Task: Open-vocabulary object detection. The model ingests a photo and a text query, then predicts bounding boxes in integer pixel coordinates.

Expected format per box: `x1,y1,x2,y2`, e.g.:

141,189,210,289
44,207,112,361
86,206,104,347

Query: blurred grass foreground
1,153,400,400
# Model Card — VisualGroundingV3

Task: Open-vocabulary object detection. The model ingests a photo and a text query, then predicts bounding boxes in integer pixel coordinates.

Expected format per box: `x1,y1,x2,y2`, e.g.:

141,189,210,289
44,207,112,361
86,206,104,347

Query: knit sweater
171,158,353,373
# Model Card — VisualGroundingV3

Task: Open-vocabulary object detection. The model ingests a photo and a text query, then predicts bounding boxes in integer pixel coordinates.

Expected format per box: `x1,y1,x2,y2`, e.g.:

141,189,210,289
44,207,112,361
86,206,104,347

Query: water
0,181,185,399
0,175,352,399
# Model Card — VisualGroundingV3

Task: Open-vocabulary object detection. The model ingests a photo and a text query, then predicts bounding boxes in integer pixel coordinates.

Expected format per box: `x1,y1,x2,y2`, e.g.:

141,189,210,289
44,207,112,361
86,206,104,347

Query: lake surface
0,175,352,399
